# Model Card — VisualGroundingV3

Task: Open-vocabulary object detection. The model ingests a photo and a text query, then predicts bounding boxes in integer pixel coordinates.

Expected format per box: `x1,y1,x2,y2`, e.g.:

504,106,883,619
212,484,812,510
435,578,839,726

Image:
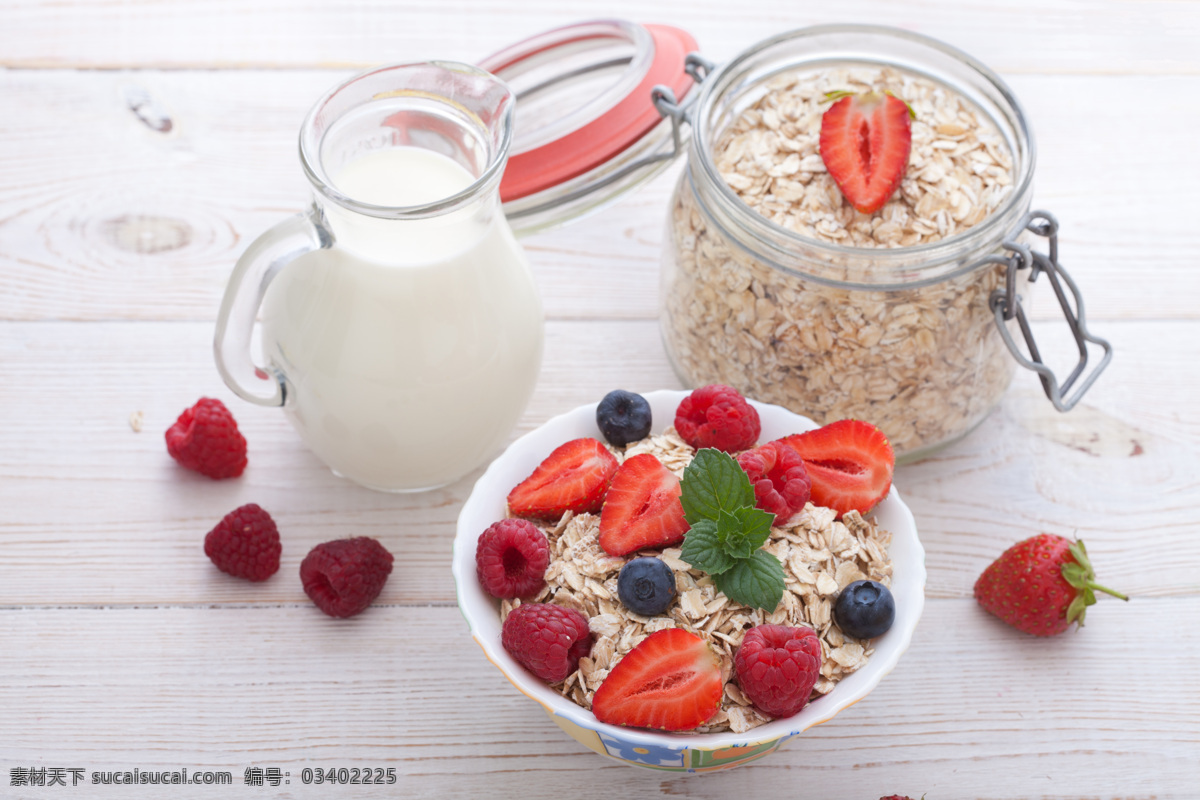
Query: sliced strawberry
507,438,619,521
591,628,722,731
819,92,912,214
598,454,689,557
780,420,895,517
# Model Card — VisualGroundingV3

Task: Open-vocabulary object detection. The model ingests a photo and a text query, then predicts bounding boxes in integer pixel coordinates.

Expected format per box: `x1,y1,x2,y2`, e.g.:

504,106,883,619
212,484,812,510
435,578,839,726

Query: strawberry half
819,91,912,214
591,628,722,731
507,438,619,521
598,453,689,557
780,420,894,517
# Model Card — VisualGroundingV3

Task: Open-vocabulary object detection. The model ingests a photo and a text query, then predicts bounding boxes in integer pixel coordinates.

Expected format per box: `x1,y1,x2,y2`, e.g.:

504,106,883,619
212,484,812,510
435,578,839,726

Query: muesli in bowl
452,388,925,772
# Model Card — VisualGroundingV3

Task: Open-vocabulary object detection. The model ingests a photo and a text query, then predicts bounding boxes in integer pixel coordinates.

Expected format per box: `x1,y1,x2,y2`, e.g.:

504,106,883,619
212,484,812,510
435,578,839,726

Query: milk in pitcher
260,146,543,490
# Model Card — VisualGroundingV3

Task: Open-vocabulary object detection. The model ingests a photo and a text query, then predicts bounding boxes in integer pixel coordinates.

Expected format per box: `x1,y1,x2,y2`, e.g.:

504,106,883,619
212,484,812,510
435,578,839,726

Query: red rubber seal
495,24,698,203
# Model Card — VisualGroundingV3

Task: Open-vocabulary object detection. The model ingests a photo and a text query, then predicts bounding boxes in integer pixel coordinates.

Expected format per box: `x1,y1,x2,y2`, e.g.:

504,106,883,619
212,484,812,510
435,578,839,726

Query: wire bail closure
504,54,713,225
619,54,714,185
987,211,1113,412
652,53,714,124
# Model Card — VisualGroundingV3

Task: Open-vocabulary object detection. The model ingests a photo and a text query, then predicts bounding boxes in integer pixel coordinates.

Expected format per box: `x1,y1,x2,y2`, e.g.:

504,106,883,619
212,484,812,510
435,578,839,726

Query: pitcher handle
214,205,332,407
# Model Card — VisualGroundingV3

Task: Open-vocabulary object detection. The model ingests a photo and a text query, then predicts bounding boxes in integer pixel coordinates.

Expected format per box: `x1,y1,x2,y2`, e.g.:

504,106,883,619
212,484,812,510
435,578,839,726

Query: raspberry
501,603,592,683
300,538,394,619
734,624,822,718
475,519,550,599
736,440,812,524
204,503,281,582
165,397,247,479
674,384,760,453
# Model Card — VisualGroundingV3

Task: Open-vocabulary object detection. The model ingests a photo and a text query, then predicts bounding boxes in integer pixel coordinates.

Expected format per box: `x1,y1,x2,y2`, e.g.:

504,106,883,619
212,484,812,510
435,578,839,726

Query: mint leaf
680,519,736,575
679,448,786,611
713,550,785,612
734,506,773,551
717,509,753,559
716,507,773,560
680,448,755,524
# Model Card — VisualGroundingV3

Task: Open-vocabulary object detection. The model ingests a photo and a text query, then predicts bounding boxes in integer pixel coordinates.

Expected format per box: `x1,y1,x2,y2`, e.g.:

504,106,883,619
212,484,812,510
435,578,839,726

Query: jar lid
479,20,699,235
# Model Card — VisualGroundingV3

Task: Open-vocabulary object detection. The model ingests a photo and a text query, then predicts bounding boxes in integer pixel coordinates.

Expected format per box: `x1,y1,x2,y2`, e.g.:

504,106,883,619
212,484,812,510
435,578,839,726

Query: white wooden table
2,2,1198,798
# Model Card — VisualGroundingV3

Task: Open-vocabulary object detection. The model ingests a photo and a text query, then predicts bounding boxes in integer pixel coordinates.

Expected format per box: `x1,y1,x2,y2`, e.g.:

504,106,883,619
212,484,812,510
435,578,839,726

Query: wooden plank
0,600,1195,798
0,319,683,607
2,0,1198,75
0,318,1195,606
0,69,1195,324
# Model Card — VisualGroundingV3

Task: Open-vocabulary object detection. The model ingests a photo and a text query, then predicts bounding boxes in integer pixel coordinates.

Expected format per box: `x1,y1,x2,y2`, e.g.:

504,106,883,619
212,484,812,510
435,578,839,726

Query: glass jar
660,25,1070,460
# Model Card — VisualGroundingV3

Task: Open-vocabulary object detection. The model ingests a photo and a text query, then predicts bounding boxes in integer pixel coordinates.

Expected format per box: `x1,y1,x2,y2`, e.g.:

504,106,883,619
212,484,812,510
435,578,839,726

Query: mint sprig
715,551,788,612
680,448,754,523
679,448,785,612
680,519,736,575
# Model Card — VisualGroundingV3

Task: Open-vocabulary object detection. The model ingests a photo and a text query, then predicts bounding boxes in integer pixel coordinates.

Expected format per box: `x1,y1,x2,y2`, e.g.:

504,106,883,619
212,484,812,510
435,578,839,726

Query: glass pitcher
214,62,544,492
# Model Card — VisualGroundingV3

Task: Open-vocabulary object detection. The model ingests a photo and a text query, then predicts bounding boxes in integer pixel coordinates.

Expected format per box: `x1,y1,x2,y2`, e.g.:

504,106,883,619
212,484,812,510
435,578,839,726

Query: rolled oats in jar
661,26,1046,460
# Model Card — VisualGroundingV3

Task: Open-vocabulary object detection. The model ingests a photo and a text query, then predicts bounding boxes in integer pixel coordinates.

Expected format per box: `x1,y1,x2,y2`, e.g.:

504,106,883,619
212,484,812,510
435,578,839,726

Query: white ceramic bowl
452,390,925,772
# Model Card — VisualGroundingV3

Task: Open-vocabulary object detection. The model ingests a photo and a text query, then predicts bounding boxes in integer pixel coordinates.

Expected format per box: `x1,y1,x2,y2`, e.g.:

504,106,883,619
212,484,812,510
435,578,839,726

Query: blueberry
833,580,895,639
617,557,676,616
596,390,652,447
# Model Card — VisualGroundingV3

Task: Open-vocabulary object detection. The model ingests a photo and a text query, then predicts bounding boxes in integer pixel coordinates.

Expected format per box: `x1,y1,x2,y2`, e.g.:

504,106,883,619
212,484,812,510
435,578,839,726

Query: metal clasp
643,54,715,171
987,210,1113,412
504,54,713,225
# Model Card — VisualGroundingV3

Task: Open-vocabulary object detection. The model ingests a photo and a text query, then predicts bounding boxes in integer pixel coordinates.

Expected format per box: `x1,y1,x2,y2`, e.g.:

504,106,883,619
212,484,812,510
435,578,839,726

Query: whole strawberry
974,534,1127,636
300,537,394,619
204,503,281,581
165,397,247,479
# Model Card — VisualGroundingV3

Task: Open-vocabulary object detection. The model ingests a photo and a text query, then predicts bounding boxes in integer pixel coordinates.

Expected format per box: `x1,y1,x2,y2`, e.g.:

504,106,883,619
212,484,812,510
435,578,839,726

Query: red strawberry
974,534,1127,637
507,438,619,521
780,420,894,517
819,91,913,214
598,454,689,557
591,628,722,731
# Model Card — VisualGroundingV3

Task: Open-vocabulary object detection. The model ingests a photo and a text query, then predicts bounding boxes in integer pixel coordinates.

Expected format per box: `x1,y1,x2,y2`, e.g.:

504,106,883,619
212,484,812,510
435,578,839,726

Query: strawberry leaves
1062,540,1128,627
680,449,785,612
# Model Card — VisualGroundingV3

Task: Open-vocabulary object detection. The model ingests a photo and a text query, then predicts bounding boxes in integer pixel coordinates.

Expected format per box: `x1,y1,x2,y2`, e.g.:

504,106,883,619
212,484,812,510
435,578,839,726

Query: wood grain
2,0,1198,75
0,71,1196,323
0,319,1194,607
1,601,1194,798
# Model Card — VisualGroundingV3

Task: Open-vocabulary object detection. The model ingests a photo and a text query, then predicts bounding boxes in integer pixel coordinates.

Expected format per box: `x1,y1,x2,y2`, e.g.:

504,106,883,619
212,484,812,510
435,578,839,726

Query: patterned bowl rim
452,390,926,753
